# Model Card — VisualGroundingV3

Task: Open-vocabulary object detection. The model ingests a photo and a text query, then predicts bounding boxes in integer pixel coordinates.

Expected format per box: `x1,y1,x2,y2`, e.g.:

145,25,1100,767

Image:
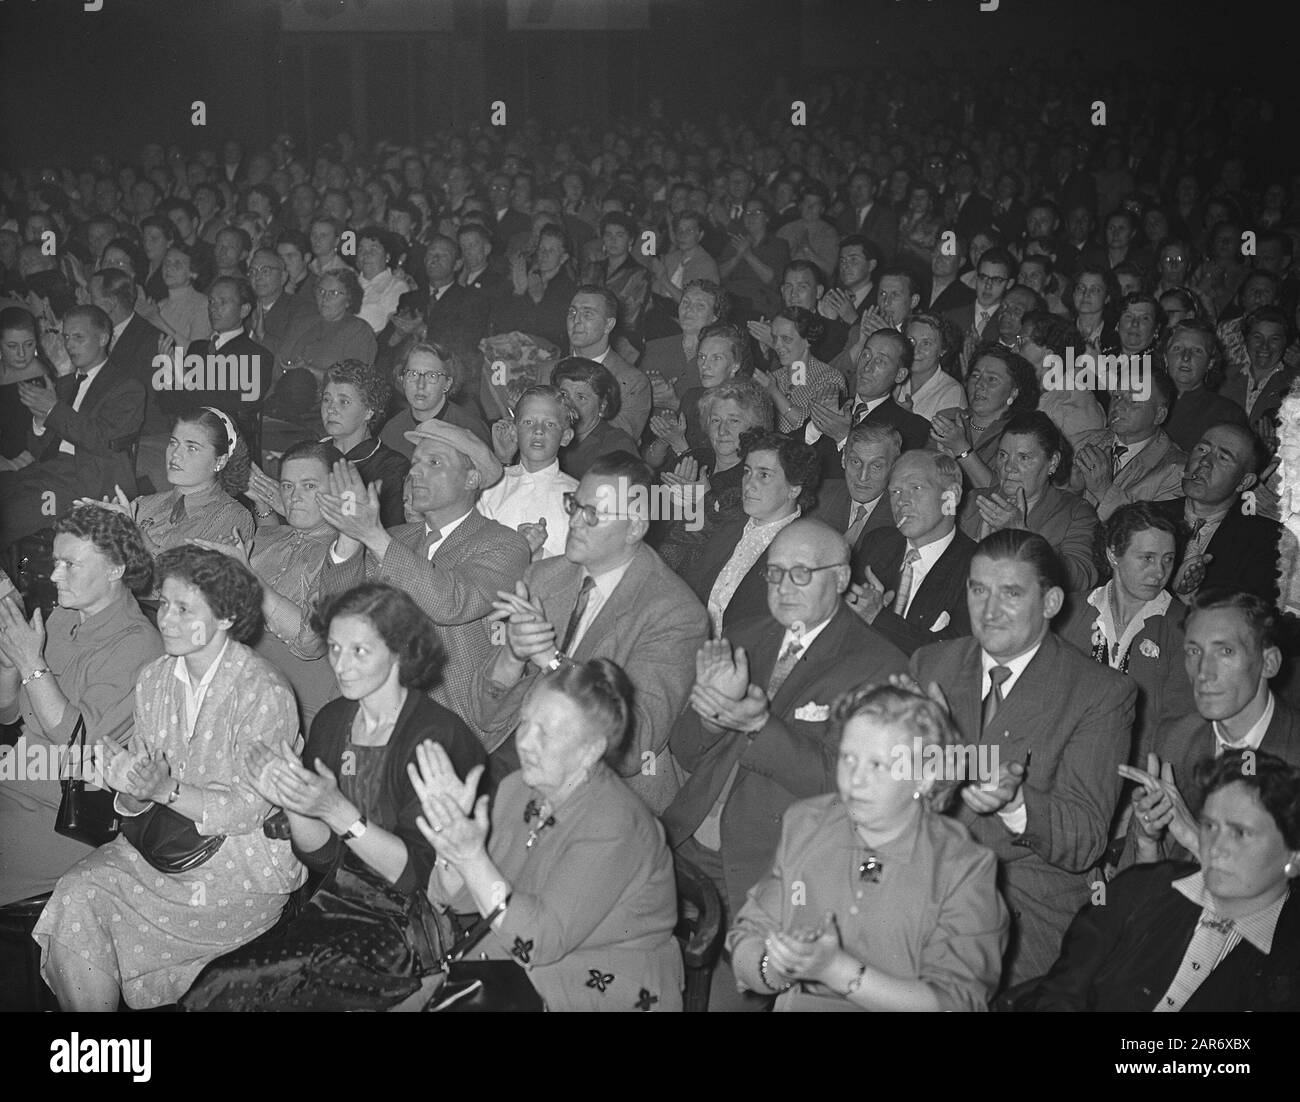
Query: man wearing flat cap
318,418,532,741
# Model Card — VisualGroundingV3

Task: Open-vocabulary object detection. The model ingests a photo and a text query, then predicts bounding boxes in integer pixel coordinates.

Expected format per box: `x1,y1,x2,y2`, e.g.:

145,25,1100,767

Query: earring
1286,860,1298,878
912,790,921,800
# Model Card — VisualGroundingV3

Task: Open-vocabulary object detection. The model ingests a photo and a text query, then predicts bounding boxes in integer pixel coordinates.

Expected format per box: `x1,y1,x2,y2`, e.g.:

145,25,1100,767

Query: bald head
766,518,851,631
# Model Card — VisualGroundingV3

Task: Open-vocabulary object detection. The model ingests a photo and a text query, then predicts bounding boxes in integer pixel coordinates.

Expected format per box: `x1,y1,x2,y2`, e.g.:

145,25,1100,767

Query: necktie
169,494,187,524
730,204,743,221
766,640,805,698
1187,517,1206,552
1111,442,1129,476
982,665,1012,735
423,525,442,560
892,549,921,616
253,304,266,343
1154,915,1236,1012
559,575,596,653
846,502,870,544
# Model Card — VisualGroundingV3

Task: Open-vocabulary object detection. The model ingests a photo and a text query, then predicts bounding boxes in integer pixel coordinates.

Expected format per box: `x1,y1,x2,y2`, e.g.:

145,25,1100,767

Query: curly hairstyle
1103,500,1180,558
1196,749,1300,850
317,266,364,315
553,357,621,422
311,582,444,693
697,321,754,377
526,657,633,762
827,683,963,812
682,278,730,323
53,504,154,595
154,544,263,643
739,428,821,511
325,359,391,431
772,304,827,349
968,342,1041,414
396,339,463,400
171,406,251,495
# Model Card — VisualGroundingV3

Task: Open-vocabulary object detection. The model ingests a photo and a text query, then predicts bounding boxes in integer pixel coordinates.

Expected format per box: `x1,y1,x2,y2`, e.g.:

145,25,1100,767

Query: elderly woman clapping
412,659,684,1011
728,683,1009,1011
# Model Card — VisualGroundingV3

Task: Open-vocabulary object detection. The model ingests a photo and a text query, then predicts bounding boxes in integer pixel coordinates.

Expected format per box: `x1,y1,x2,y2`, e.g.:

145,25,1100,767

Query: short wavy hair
171,406,251,496
317,266,363,315
682,278,730,323
772,304,827,348
739,428,821,511
1102,500,1179,558
1197,749,1300,850
312,582,444,692
698,378,774,434
969,342,1041,413
326,359,391,431
553,357,621,421
828,683,962,812
396,338,464,399
154,544,263,643
525,657,633,762
53,504,154,595
697,321,754,376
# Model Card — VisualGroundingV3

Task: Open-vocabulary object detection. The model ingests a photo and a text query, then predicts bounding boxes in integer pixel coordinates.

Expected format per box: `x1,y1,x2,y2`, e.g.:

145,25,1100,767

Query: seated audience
33,546,303,1009
911,530,1136,986
1019,750,1300,1011
182,583,486,1011
1220,305,1294,439
418,660,684,1011
666,518,908,1009
960,411,1102,593
639,280,726,402
812,423,902,573
470,452,708,813
0,506,162,905
728,683,1010,1011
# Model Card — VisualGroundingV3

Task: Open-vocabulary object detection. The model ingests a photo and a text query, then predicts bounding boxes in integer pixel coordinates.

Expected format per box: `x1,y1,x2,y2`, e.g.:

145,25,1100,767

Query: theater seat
0,892,57,1011
673,852,724,1012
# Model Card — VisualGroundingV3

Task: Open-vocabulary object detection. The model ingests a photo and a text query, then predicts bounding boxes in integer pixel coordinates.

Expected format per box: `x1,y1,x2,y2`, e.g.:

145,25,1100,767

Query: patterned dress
430,765,683,1011
32,641,305,1008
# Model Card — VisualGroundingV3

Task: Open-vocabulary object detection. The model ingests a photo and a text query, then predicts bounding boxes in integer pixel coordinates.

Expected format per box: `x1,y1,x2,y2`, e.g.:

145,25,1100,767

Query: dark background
0,0,1291,164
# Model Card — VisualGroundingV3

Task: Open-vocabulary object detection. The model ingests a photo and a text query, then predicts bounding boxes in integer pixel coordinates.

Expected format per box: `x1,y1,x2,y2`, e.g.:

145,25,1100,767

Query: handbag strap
441,897,510,966
62,713,88,782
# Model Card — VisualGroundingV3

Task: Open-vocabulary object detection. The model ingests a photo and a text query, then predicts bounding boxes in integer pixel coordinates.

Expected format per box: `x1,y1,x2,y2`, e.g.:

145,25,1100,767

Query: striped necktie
766,640,805,698
892,548,921,616
982,665,1012,735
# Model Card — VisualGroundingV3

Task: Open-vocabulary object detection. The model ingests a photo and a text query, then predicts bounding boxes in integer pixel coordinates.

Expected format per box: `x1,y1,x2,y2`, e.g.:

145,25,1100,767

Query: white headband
202,406,239,455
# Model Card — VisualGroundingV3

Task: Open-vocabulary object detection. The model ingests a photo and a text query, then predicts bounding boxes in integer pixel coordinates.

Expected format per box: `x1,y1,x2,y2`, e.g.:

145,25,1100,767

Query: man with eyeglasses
946,246,1017,345
470,451,707,814
663,518,907,1010
247,247,315,361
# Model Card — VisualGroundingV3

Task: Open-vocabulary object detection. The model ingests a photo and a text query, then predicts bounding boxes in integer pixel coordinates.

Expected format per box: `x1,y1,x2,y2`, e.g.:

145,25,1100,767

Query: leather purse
422,908,543,1013
54,715,120,848
120,800,226,874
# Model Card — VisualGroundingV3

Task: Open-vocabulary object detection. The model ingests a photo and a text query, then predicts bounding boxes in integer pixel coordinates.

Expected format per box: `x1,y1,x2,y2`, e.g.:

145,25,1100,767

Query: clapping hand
491,419,519,464
18,378,57,419
808,399,851,443
765,912,844,986
650,411,689,452
1172,552,1213,597
188,527,252,567
645,369,677,410
929,410,972,457
410,740,490,865
243,741,298,806
97,741,172,803
246,462,286,518
845,567,893,625
490,580,558,668
272,755,347,822
975,487,1028,532
961,759,1028,814
317,461,385,551
1074,442,1114,496
695,638,751,701
1119,755,1198,852
0,601,46,676
517,517,548,556
690,681,769,733
747,318,774,351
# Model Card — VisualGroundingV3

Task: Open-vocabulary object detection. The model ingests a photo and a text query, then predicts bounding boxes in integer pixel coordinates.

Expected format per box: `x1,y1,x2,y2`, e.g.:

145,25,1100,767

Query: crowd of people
1,63,1300,1012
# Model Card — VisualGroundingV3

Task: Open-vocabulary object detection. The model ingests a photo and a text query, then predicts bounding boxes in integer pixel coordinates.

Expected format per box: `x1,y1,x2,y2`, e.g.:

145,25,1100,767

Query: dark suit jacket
943,301,998,342
29,359,145,499
491,208,533,252
911,633,1136,986
1151,496,1283,607
1137,695,1300,864
837,201,898,262
109,312,168,434
929,279,975,315
1220,367,1296,439
805,397,931,483
319,509,531,747
960,483,1101,593
256,291,318,362
1163,384,1248,453
470,543,709,814
858,526,976,654
951,192,995,240
663,605,908,915
679,517,771,632
808,479,896,579
159,332,273,417
1016,861,1300,1011
400,282,492,367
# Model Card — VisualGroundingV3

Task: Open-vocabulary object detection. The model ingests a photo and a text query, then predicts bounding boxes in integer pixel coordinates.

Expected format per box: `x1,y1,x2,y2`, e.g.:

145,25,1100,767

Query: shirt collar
743,508,801,538
212,327,244,350
173,638,231,695
506,459,562,480
581,555,635,602
1171,871,1289,954
1214,691,1275,753
68,586,135,640
1185,498,1232,528
981,638,1043,689
78,359,108,385
1087,582,1173,645
781,610,835,654
909,524,957,568
425,507,475,546
111,315,131,345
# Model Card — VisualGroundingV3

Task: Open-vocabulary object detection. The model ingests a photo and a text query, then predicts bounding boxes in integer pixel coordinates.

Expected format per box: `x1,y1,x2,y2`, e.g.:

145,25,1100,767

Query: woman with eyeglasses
682,430,820,636
718,196,790,318
553,357,640,481
379,340,490,460
728,684,1008,1011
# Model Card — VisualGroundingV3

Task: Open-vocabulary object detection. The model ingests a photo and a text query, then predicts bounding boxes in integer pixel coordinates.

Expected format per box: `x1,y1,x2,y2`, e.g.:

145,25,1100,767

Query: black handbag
54,715,120,847
422,909,544,1013
120,801,226,874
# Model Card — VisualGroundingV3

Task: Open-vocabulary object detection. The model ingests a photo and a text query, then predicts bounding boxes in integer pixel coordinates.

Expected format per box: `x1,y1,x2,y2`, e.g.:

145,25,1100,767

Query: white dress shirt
896,368,966,422
1214,691,1275,755
32,358,108,455
980,639,1044,835
173,639,230,742
477,459,577,559
567,557,635,653
804,393,886,448
898,526,957,617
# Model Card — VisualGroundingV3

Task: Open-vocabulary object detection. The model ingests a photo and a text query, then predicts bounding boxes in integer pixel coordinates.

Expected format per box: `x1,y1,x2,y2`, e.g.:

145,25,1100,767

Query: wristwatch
546,651,567,672
165,780,182,805
954,446,972,461
341,815,368,841
20,667,51,686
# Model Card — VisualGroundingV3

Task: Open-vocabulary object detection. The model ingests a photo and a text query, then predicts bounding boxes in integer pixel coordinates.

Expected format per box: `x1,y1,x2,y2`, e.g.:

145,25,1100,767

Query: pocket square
930,610,951,632
794,702,830,722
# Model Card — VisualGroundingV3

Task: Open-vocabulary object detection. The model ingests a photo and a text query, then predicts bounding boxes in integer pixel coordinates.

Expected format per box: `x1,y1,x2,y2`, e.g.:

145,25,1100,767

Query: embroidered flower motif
585,969,615,993
511,936,533,964
1139,639,1160,659
634,988,658,1011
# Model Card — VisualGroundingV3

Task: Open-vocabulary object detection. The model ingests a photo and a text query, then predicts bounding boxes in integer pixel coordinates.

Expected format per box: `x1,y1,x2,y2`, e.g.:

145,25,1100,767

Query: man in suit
945,246,1016,344
926,231,975,314
487,172,534,253
0,306,144,547
664,518,908,1009
848,450,976,653
388,235,491,371
911,529,1136,987
1071,370,1187,521
318,419,531,746
810,423,900,574
836,169,897,263
1126,589,1300,866
469,452,708,813
805,328,931,481
947,160,995,242
1220,306,1295,440
247,247,316,362
566,285,650,441
457,222,510,301
1153,422,1283,607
